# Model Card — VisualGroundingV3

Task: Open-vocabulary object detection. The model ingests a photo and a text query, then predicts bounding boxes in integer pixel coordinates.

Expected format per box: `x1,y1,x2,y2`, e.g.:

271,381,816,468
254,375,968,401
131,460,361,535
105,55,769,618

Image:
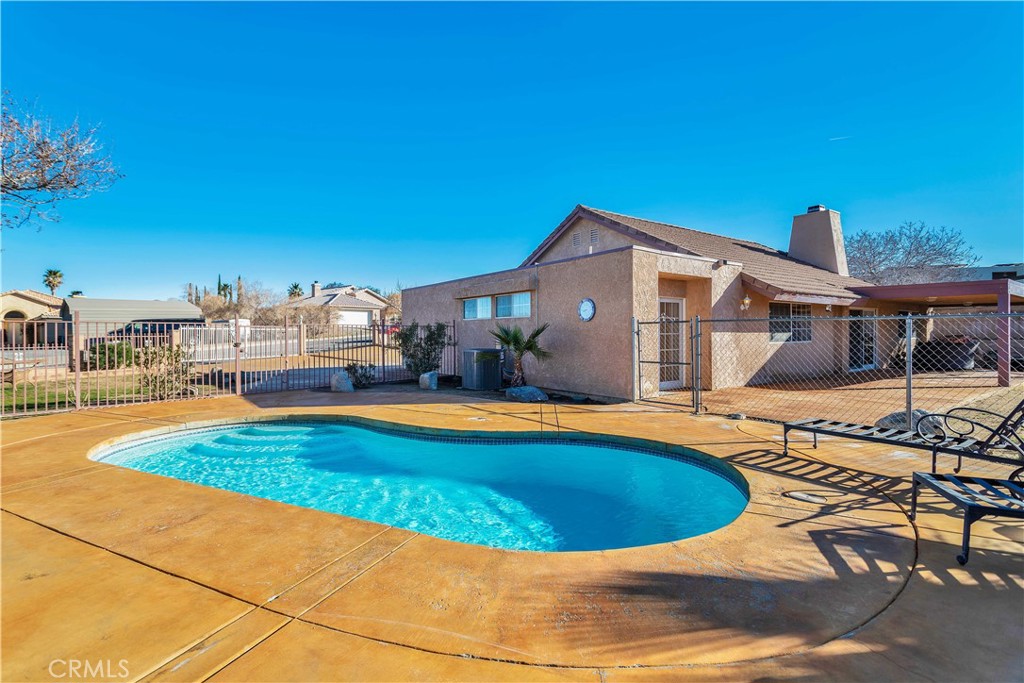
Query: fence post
905,315,914,427
283,314,290,390
636,318,645,402
692,316,702,415
72,312,82,410
234,314,242,396
630,317,639,402
997,290,1012,388
377,320,384,381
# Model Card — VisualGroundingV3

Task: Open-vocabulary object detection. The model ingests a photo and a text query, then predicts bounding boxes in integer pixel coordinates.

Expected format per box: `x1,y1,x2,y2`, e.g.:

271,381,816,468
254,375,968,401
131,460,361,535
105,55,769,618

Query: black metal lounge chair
782,398,1024,480
911,472,1024,565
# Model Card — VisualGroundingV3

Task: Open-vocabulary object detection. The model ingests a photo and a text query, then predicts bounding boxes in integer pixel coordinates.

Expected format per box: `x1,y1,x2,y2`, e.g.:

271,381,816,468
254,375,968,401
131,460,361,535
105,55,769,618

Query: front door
849,309,877,371
658,299,686,390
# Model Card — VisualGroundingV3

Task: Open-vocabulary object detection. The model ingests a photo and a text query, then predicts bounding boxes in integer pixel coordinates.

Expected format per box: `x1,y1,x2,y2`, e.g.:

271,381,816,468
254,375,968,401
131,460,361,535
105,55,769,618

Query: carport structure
855,278,1024,387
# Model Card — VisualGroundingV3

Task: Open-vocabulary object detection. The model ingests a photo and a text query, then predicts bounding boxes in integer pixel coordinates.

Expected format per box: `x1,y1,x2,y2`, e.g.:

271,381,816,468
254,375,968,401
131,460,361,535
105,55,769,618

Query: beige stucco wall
1,293,57,321
403,249,639,400
1,293,63,346
533,218,640,264
705,298,915,390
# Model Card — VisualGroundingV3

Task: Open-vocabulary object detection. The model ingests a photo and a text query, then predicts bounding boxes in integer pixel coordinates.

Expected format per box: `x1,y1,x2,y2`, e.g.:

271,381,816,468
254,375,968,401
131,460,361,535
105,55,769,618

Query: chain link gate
633,315,701,410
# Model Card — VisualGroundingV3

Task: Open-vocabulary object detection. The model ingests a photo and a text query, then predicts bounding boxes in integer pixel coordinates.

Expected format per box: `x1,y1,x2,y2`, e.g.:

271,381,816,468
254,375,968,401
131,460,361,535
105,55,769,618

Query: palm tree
287,282,304,299
489,323,551,387
42,269,63,296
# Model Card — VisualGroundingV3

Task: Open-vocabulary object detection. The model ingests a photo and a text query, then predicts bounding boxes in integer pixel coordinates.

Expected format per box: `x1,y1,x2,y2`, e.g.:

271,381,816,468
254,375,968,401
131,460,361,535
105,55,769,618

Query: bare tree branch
1,92,122,229
846,221,980,285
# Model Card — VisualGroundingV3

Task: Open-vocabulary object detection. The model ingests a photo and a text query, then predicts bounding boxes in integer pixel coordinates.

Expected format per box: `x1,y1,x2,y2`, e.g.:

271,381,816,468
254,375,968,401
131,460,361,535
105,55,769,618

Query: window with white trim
769,303,812,343
495,292,531,319
462,296,492,320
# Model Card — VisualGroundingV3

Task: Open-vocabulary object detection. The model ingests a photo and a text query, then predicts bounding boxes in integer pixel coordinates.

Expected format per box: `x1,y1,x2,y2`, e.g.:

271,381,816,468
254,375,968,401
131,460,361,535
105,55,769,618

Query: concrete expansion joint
1,508,257,606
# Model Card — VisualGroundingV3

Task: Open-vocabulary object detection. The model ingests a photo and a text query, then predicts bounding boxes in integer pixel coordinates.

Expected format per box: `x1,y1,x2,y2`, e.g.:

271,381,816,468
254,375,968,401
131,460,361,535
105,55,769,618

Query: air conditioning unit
462,348,501,390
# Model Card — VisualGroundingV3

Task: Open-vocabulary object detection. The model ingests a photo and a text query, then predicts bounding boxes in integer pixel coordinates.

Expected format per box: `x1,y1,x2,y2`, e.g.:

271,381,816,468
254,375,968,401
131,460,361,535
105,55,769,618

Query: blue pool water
95,421,747,552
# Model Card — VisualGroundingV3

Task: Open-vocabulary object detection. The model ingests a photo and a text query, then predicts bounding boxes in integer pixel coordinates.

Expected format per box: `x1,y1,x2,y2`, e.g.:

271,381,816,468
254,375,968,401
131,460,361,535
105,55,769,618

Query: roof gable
0,289,63,307
523,205,874,300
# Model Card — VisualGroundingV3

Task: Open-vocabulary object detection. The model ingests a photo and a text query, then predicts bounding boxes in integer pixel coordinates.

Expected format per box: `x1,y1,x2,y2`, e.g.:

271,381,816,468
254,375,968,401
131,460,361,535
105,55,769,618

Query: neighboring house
61,297,206,357
0,289,64,346
404,204,1023,400
955,263,1023,282
286,281,388,326
877,262,1024,284
61,297,205,324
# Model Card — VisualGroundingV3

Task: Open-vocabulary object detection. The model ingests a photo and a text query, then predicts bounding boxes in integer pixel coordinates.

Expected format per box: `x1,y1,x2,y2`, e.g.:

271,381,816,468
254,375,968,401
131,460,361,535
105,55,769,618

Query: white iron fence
1,316,457,418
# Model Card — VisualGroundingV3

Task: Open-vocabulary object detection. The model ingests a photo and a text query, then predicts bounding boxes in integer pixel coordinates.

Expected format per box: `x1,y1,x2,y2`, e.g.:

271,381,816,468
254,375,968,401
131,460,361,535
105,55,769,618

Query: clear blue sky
2,1,1021,300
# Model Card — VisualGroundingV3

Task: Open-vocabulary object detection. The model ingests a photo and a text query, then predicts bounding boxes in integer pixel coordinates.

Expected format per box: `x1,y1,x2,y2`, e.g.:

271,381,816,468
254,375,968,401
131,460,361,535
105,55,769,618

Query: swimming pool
94,420,748,552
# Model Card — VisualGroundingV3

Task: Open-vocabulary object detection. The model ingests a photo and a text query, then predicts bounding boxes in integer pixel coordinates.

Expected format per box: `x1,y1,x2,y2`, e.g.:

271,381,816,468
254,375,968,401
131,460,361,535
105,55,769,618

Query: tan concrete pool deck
2,389,1021,682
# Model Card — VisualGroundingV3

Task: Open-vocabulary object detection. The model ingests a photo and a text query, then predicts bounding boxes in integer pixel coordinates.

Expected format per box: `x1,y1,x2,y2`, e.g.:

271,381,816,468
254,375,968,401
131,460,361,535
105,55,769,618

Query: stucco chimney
311,281,321,297
788,205,849,276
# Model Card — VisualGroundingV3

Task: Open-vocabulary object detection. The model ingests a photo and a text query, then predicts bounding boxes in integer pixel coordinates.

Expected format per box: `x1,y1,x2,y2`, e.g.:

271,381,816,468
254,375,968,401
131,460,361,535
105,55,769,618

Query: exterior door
658,299,686,390
849,309,877,371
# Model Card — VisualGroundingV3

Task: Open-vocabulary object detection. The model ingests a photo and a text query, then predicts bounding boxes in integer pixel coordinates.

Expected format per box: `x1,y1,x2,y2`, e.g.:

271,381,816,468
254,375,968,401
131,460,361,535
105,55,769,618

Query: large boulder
506,386,548,403
875,409,941,435
330,370,354,393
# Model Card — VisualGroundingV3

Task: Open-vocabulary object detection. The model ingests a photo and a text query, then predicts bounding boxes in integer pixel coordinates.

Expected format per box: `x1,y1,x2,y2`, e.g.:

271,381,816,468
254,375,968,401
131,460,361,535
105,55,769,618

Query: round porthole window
578,298,596,322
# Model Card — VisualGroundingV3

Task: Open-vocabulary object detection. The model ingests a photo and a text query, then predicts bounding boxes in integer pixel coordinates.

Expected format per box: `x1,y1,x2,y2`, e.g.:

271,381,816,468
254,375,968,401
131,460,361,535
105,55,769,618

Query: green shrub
344,362,376,389
134,345,194,399
89,342,134,369
391,322,450,376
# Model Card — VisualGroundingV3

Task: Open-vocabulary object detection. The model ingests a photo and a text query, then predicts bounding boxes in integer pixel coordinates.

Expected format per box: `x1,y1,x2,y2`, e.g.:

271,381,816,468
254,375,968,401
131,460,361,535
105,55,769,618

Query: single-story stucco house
403,204,1023,401
0,289,64,346
286,281,388,326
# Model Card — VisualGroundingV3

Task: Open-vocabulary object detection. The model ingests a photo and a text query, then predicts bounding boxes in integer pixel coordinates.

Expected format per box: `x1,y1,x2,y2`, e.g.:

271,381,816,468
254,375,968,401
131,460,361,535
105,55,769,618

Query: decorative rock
330,370,354,392
419,371,439,390
727,412,747,421
875,409,940,434
506,386,548,402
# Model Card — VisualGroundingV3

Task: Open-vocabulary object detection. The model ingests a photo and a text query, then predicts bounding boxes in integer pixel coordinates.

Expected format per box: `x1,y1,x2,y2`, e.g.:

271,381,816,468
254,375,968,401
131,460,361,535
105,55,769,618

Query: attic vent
590,228,599,244
572,231,581,247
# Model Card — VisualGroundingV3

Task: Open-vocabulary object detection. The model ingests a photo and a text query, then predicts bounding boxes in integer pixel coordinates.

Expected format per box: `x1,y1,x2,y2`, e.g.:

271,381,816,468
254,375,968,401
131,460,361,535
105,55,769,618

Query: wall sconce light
926,296,937,303
740,294,752,311
825,304,832,312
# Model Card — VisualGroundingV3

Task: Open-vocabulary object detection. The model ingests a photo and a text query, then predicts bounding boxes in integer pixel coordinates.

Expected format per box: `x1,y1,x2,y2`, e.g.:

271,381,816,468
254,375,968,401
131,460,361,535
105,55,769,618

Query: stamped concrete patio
2,388,1021,682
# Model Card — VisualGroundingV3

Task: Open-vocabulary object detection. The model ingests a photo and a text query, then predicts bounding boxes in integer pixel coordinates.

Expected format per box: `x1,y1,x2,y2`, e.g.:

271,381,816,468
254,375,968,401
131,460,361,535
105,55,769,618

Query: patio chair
783,398,1024,481
910,471,1024,565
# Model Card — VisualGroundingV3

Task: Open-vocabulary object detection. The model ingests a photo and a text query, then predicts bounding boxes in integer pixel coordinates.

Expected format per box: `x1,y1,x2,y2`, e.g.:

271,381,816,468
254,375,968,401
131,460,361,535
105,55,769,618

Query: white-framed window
462,296,492,320
769,302,812,343
495,292,531,319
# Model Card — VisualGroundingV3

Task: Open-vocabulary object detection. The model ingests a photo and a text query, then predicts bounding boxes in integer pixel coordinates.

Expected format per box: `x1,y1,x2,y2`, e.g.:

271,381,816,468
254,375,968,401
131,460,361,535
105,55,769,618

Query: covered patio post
997,286,1011,388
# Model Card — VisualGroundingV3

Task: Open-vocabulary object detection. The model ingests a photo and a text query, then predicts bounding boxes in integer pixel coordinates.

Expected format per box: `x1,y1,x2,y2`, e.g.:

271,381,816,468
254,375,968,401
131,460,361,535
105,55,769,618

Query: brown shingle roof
580,206,874,300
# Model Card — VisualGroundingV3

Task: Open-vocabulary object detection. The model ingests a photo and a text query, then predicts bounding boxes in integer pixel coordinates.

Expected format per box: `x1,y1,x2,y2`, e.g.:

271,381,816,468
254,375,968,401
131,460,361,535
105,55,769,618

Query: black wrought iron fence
1,316,459,417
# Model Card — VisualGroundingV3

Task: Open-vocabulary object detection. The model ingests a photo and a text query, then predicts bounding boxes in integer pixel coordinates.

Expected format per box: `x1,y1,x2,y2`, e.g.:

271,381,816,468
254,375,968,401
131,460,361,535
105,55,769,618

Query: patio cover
854,278,1024,387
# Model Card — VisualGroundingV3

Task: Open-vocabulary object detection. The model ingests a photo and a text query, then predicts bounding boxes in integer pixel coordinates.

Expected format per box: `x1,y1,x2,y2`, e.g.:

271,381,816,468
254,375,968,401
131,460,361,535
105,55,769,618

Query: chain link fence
638,313,1023,428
